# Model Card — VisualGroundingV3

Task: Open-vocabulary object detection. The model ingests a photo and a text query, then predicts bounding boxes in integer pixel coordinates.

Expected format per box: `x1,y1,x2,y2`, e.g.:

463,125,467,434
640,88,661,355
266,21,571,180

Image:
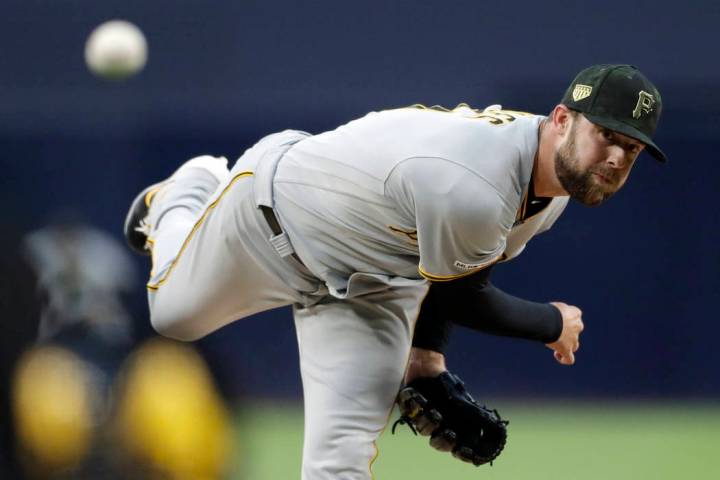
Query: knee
149,306,206,342
303,433,376,480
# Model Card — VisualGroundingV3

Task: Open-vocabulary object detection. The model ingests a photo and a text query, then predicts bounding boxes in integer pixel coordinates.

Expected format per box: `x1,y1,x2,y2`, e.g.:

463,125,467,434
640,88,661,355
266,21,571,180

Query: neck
533,118,567,197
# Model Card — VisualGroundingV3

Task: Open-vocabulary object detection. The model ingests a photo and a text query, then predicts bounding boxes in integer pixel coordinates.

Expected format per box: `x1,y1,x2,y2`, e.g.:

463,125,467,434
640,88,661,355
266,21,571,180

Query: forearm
451,283,563,343
413,268,562,352
412,285,452,353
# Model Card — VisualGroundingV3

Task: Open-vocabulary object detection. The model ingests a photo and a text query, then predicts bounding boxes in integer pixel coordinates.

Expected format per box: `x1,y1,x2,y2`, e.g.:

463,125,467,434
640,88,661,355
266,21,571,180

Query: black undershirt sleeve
412,266,563,354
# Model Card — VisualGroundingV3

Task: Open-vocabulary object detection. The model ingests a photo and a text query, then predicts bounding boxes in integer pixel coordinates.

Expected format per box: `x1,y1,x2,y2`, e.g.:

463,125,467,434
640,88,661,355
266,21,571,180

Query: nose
606,145,627,169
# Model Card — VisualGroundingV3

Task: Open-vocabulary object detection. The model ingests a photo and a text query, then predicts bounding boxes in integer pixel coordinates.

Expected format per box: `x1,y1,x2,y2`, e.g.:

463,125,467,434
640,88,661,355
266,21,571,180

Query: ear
550,104,574,134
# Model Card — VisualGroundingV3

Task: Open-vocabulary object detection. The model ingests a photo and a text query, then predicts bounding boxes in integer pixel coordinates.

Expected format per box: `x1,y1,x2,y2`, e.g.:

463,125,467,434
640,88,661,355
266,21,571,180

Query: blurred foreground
11,340,234,479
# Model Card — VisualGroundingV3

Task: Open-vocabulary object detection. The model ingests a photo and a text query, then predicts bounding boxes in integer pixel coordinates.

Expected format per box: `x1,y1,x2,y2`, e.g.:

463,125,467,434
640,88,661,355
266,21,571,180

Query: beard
554,124,617,206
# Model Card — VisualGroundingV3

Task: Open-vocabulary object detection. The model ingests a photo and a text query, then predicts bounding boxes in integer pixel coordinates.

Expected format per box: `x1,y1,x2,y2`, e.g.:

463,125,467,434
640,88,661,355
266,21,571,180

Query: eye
627,144,641,155
600,129,613,141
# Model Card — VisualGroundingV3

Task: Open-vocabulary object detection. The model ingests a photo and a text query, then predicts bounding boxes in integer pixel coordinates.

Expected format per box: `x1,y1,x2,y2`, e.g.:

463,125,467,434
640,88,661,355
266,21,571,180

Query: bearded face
554,118,622,207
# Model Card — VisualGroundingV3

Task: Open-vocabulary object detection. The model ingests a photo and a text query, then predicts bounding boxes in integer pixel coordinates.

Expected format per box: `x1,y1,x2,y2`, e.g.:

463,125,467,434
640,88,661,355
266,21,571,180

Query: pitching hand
546,302,584,365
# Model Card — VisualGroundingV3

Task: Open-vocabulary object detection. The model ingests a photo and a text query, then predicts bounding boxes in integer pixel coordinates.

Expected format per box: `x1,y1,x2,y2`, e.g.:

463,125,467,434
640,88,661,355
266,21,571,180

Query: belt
260,205,305,265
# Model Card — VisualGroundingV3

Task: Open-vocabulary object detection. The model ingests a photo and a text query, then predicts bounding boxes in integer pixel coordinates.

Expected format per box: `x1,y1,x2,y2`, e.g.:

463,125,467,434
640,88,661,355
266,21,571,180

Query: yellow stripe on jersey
146,171,254,291
516,187,529,223
418,256,501,282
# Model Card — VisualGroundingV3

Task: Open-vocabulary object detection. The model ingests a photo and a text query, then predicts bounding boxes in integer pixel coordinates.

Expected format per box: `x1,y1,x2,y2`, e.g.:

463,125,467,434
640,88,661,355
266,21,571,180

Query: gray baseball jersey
140,104,570,479
274,105,569,297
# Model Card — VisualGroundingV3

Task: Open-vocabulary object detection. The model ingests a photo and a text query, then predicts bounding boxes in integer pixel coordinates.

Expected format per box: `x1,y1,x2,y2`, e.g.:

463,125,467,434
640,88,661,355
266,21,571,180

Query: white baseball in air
85,20,147,80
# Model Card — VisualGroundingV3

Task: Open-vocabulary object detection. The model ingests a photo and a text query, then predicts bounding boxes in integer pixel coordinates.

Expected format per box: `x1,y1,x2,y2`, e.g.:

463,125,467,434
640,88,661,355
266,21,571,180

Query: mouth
592,172,614,185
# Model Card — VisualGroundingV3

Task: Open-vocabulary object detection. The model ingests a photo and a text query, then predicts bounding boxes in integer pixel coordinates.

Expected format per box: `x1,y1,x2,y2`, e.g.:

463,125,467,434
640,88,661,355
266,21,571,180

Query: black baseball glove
393,371,508,466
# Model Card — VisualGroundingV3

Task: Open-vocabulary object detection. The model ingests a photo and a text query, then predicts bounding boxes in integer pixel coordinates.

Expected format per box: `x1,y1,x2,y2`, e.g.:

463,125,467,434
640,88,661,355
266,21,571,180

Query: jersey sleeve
385,156,513,281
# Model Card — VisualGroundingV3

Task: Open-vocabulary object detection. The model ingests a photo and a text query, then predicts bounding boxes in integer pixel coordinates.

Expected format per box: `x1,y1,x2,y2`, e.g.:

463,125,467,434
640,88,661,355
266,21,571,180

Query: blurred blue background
2,0,718,401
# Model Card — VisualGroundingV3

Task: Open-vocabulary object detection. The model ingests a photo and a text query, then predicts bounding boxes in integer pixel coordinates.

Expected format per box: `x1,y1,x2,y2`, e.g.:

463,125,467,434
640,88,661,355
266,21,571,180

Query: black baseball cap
561,64,666,162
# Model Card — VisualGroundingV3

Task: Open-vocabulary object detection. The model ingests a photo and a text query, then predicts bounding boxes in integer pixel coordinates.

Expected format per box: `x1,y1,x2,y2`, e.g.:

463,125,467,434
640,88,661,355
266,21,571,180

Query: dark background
2,0,718,400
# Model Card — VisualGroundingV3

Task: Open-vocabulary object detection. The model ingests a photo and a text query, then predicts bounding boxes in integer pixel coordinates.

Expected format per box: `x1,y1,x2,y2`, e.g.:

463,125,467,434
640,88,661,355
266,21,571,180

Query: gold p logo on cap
633,90,655,119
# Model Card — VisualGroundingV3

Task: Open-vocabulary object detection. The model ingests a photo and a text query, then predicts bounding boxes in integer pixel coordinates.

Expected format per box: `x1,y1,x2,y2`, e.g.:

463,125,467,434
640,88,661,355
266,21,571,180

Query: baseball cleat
123,182,164,255
123,156,229,255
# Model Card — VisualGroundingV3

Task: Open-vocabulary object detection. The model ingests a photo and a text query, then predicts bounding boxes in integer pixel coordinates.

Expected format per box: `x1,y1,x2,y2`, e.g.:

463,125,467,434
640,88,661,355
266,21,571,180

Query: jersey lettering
406,103,533,126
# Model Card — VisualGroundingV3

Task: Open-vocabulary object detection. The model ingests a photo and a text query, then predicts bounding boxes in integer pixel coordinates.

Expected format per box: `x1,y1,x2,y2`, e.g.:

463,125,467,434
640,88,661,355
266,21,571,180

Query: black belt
260,206,304,265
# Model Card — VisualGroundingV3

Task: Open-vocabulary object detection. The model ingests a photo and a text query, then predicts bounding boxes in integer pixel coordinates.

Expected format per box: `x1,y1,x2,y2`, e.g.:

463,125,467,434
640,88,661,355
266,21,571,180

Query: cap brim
584,113,667,163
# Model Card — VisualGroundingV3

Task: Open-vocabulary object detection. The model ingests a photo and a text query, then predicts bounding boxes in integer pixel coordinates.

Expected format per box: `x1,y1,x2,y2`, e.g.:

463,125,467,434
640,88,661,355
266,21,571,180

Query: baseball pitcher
124,64,664,479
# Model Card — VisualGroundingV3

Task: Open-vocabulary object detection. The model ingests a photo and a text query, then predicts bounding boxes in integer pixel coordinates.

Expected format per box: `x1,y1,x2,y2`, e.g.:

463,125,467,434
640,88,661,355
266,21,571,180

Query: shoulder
386,105,543,185
387,155,514,209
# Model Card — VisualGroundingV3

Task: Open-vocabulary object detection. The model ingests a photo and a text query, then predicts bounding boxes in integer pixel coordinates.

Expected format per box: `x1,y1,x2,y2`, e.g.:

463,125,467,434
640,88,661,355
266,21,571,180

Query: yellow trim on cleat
144,185,165,208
